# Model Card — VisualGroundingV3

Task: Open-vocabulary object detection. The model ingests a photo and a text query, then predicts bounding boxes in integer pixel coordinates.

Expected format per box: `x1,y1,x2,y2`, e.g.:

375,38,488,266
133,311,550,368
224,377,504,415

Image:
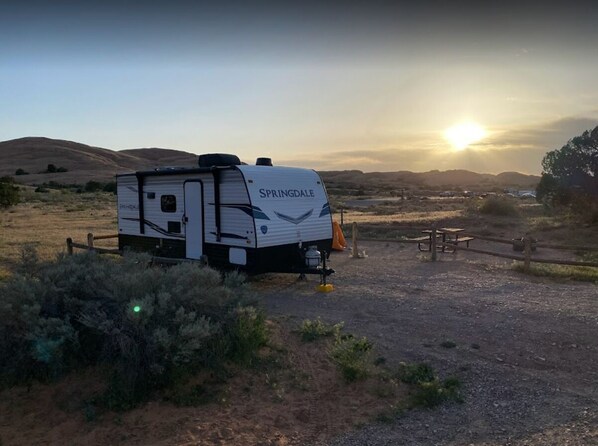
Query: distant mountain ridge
319,169,539,190
0,137,539,188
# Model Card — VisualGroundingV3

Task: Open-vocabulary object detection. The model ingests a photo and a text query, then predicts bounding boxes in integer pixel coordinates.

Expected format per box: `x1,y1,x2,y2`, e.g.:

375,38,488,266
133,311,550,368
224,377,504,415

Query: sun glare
444,122,486,150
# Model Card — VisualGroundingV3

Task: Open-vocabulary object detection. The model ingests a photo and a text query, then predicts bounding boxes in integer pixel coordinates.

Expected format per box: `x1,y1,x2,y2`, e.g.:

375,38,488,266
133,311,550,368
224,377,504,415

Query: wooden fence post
352,222,359,259
340,208,344,229
66,238,73,255
431,227,437,261
524,234,531,272
87,233,94,251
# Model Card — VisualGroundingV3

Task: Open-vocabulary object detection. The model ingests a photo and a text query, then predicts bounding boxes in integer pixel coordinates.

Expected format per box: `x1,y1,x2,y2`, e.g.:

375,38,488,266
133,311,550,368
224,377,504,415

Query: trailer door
184,181,203,259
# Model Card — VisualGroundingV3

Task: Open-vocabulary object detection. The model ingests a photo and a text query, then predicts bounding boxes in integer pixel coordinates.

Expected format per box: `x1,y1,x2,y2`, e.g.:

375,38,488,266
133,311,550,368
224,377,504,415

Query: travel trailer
116,154,334,276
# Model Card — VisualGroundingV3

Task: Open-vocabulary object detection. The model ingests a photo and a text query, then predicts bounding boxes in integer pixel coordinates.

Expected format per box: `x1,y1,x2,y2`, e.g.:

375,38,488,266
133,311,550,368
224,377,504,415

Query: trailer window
160,195,176,213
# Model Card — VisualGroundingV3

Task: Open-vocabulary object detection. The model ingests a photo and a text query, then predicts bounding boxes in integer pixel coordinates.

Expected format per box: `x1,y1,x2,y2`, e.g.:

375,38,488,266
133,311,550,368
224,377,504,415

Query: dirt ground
1,194,597,445
253,242,598,445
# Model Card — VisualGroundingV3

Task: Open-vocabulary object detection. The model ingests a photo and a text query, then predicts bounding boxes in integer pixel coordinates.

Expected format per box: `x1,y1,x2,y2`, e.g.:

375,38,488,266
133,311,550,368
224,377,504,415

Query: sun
444,122,487,150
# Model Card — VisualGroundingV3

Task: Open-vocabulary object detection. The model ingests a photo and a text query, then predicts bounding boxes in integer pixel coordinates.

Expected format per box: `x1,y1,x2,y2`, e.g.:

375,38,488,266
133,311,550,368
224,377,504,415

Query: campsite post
352,222,359,259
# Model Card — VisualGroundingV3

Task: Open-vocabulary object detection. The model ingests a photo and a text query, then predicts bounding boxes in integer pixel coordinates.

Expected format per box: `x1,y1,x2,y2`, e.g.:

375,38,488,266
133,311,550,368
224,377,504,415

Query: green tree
46,164,57,173
0,176,20,208
537,125,598,201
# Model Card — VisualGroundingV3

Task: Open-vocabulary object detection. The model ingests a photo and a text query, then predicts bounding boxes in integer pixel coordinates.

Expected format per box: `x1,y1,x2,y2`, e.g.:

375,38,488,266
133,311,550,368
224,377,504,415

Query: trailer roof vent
256,157,273,166
198,153,241,167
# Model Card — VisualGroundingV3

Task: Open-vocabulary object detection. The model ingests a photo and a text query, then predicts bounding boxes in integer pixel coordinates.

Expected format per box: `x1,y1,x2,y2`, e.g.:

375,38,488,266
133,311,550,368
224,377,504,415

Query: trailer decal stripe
208,203,270,220
209,232,249,240
319,203,331,217
273,209,313,225
122,218,185,239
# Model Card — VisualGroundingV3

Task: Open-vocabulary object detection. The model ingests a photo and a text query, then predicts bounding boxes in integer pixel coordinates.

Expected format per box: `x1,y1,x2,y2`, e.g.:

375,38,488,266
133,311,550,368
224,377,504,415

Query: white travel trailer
116,154,334,275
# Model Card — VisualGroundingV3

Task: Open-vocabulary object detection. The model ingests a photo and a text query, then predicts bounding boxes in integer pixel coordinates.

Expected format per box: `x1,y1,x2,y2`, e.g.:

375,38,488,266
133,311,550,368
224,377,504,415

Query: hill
0,137,539,189
0,137,197,184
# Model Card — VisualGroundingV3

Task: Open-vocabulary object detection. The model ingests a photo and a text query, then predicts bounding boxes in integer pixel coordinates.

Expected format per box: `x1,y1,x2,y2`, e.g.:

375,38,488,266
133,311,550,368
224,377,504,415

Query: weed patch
299,318,343,342
329,335,373,382
397,362,435,384
513,262,598,283
397,362,463,409
410,377,462,409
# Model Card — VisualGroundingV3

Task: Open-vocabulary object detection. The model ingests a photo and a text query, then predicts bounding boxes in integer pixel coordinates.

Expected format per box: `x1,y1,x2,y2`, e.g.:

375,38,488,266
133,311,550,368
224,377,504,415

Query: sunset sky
1,1,597,174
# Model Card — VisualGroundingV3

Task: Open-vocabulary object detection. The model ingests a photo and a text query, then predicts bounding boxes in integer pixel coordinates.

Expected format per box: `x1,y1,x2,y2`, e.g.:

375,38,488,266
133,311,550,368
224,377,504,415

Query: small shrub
440,340,457,349
397,362,435,384
15,168,29,175
410,376,462,409
479,196,518,216
84,181,103,192
329,335,373,382
0,176,19,208
225,307,268,366
299,318,343,342
102,182,117,193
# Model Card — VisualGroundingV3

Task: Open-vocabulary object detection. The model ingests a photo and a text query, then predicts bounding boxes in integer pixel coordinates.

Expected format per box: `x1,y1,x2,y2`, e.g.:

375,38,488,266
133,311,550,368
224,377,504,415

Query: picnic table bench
414,228,474,252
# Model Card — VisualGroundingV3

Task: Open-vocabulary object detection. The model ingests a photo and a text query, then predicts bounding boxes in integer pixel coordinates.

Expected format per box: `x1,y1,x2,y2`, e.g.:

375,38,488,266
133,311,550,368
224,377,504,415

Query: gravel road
253,242,598,445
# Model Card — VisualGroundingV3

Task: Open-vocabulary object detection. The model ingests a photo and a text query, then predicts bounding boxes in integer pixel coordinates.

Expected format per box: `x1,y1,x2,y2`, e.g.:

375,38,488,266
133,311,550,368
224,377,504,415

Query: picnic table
415,228,474,252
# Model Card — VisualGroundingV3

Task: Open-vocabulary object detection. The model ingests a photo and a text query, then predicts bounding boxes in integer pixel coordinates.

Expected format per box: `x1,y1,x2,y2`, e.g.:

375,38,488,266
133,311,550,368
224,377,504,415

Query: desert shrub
329,335,373,382
397,362,435,384
0,251,266,408
102,181,117,193
0,176,20,208
299,318,343,342
84,181,103,192
410,377,462,408
479,196,518,216
15,168,29,175
396,362,462,408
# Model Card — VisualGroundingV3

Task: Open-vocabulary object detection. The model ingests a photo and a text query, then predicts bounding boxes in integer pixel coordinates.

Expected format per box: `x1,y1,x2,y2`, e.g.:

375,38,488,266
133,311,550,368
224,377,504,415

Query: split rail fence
66,233,120,255
66,233,201,265
350,223,598,271
68,226,598,273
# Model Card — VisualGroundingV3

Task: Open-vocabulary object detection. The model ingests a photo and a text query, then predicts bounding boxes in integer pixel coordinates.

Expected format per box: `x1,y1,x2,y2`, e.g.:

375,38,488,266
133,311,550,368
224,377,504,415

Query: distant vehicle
518,192,536,199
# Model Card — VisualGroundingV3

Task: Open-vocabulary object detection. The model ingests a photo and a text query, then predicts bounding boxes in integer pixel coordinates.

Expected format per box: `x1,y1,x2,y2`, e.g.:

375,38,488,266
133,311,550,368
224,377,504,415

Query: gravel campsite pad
253,241,598,445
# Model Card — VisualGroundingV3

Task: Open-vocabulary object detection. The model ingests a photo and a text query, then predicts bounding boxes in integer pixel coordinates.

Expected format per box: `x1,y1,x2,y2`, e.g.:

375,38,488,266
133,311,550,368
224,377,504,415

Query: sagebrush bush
329,335,373,382
396,362,462,408
410,377,462,408
478,196,519,216
397,362,435,384
299,318,343,342
0,251,267,408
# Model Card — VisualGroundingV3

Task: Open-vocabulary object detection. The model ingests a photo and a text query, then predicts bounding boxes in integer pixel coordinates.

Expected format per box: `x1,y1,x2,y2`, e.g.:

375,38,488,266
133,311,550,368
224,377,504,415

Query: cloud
279,115,598,174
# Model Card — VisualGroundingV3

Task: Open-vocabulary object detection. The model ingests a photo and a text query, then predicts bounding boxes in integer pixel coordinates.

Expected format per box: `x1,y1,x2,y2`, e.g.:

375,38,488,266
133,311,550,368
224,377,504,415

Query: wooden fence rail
66,233,121,256
459,232,598,252
350,224,598,271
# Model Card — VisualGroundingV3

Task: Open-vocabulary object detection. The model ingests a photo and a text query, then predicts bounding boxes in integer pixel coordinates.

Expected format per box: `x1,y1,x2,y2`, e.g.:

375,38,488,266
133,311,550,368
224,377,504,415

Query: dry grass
341,210,462,224
0,190,117,277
